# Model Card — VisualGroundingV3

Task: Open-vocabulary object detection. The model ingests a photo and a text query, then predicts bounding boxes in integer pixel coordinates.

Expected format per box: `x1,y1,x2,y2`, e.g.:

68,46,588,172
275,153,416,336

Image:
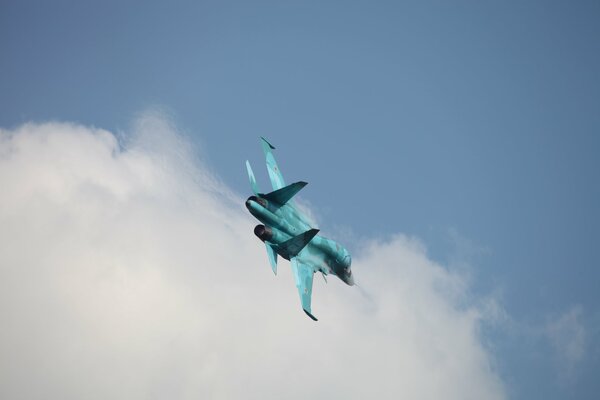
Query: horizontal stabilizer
262,181,307,206
275,228,319,260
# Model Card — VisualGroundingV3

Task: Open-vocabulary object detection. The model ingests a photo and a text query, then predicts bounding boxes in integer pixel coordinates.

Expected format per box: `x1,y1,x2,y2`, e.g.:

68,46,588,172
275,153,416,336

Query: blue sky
1,1,599,398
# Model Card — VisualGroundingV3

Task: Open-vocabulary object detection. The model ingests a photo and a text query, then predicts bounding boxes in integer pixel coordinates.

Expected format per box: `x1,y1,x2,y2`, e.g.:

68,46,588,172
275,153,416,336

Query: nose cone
343,267,355,286
338,254,354,285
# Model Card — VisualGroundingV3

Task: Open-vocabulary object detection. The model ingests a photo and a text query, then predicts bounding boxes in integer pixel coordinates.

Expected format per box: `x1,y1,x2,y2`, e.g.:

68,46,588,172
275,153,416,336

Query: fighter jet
245,137,354,321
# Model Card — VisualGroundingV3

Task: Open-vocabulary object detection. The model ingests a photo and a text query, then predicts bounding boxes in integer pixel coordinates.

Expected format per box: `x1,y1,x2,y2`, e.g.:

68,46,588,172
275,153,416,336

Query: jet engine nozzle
254,224,273,242
246,195,267,209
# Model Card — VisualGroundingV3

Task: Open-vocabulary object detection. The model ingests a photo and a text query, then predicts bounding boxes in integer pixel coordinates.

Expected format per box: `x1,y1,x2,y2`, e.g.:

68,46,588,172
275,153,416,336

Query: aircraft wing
290,257,317,321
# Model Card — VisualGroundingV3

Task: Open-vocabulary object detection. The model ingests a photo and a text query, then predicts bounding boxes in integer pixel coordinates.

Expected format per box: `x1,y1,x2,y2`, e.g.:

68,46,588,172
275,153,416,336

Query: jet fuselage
246,196,353,285
245,136,354,320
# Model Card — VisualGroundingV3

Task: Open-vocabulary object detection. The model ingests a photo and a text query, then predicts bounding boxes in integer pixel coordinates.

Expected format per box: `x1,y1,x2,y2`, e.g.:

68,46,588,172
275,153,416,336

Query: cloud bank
0,114,505,399
545,305,586,381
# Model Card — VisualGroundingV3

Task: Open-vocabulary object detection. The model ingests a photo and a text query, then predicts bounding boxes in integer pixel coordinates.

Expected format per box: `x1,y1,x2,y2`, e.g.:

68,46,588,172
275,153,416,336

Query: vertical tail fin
261,137,286,190
265,242,278,275
245,160,260,195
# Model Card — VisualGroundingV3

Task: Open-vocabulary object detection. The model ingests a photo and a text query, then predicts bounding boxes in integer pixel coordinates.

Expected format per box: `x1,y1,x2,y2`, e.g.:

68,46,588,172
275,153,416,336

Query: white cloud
0,113,506,399
545,305,586,381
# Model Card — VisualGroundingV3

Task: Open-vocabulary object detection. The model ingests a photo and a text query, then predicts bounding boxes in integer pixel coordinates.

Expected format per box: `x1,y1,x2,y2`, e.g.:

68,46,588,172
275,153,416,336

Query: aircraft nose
344,267,355,286
337,254,353,285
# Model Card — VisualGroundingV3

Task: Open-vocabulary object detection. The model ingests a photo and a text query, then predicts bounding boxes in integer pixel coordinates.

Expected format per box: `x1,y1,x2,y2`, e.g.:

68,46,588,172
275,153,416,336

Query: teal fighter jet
245,138,354,321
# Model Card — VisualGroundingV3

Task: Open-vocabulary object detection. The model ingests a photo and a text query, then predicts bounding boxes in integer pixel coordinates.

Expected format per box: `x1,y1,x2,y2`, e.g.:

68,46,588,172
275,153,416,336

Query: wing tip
304,309,318,321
